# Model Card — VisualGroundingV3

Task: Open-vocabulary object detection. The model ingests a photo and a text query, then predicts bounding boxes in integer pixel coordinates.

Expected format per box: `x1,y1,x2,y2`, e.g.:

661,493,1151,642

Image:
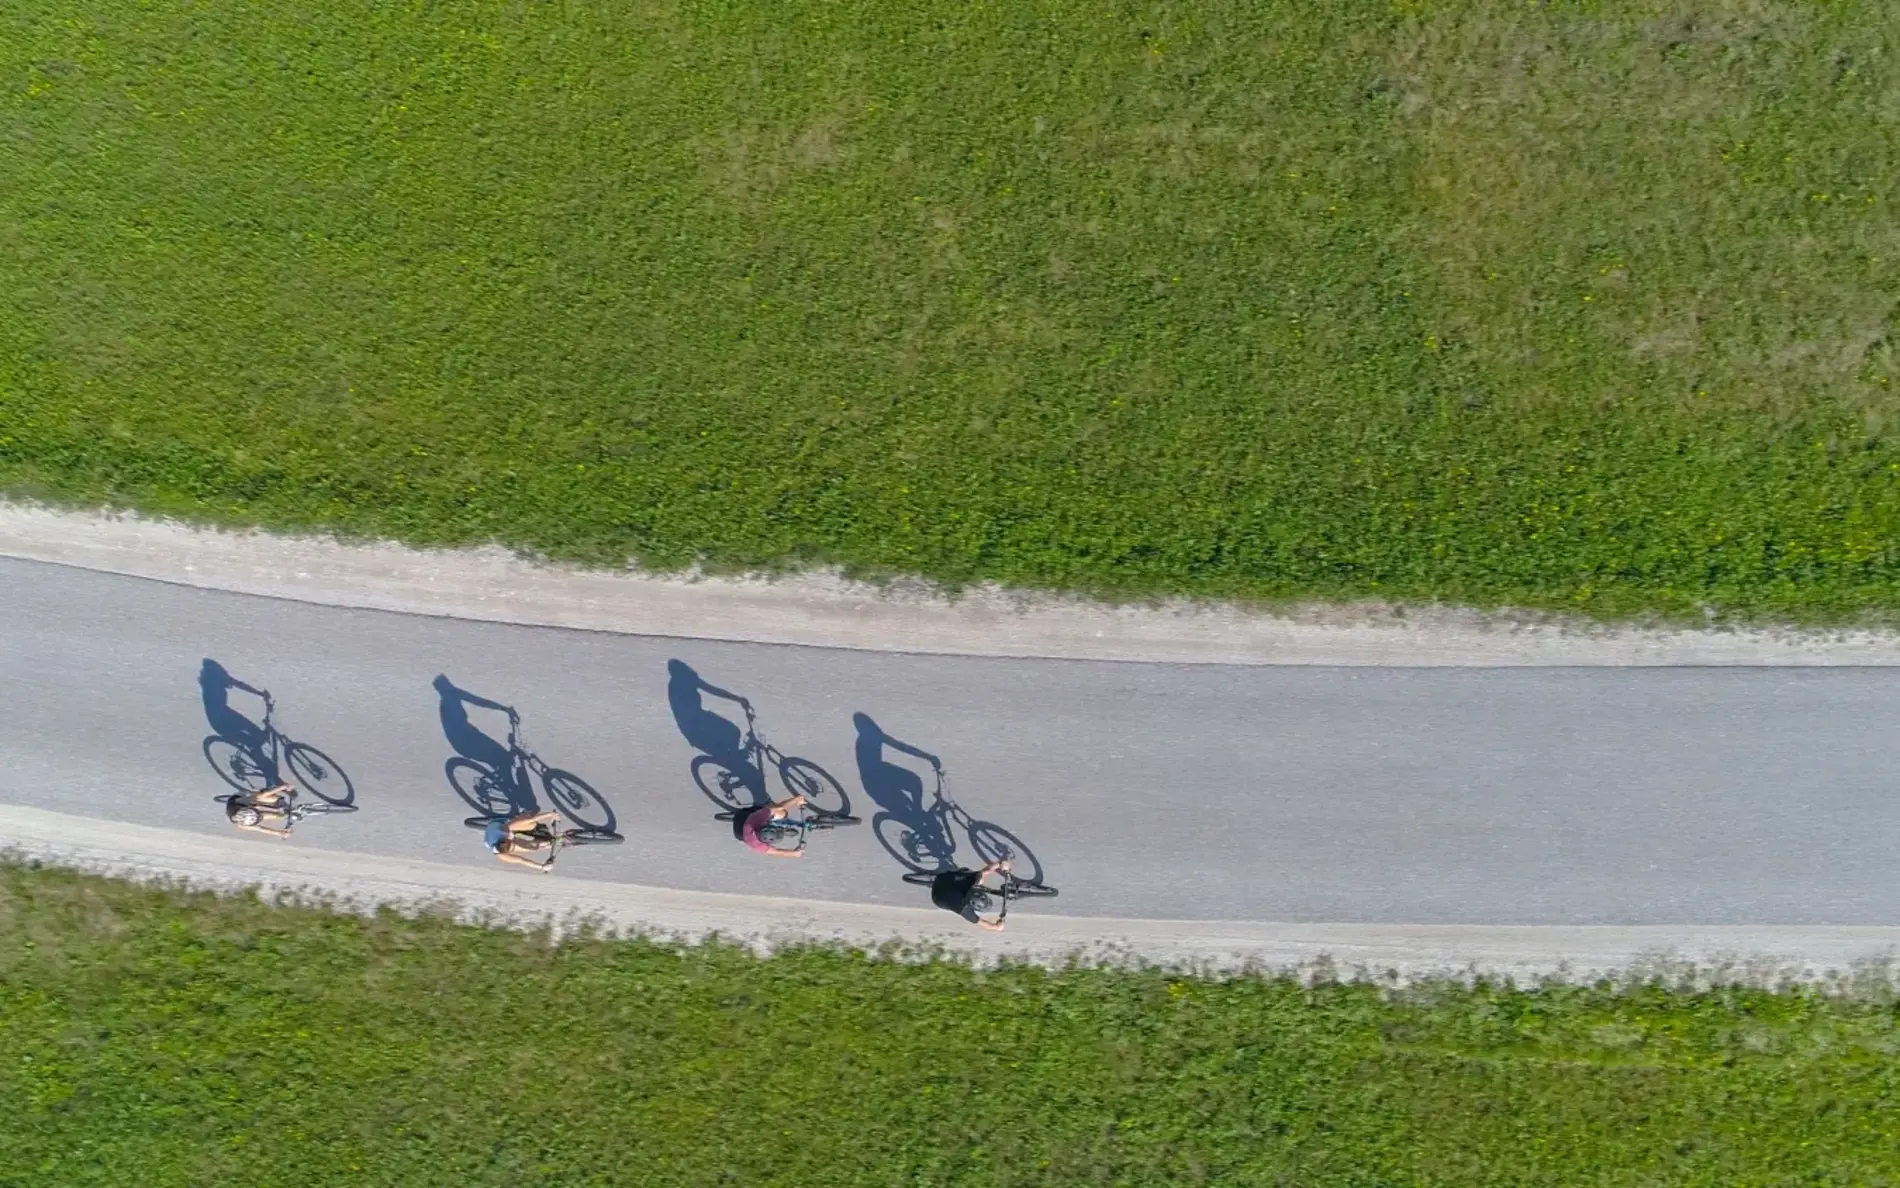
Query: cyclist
483,809,563,872
224,783,296,838
732,792,809,859
927,859,1011,931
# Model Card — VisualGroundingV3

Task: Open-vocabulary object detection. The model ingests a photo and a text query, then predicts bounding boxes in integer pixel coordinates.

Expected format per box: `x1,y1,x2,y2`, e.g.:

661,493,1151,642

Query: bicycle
463,815,624,869
872,762,1045,886
902,865,1059,925
691,700,850,818
215,790,359,832
203,690,355,806
445,709,616,834
715,799,861,854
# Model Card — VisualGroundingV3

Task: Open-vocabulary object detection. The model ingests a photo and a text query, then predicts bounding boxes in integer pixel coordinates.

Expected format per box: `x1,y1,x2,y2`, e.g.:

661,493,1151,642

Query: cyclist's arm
496,850,551,872
509,810,561,830
234,821,292,839
880,735,941,767
694,675,749,708
975,916,1005,932
758,845,803,859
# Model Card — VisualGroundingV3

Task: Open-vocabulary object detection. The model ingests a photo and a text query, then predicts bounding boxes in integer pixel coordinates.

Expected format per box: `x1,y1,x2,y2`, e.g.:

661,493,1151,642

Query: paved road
4,555,1899,925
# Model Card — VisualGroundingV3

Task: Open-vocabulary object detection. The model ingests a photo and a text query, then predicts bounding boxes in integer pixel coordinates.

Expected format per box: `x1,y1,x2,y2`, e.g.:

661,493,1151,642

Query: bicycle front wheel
562,829,625,847
777,757,849,816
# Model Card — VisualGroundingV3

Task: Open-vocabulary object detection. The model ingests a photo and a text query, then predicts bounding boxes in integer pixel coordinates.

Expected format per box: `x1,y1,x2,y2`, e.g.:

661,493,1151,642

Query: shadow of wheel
691,755,763,812
203,736,275,793
541,769,615,834
777,757,849,816
284,741,355,806
446,758,515,817
874,813,952,873
967,821,1046,888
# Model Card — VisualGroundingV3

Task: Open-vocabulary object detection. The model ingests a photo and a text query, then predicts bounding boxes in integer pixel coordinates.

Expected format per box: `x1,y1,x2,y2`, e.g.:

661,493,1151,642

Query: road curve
6,553,1900,945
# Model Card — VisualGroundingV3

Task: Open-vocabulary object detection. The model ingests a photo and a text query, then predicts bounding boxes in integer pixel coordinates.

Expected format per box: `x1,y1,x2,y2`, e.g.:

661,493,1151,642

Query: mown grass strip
2,865,1897,1186
4,2,1899,619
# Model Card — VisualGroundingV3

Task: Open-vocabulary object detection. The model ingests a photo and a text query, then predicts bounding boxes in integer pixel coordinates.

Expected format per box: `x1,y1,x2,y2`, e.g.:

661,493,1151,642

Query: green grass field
2,865,1897,1187
4,1,1900,618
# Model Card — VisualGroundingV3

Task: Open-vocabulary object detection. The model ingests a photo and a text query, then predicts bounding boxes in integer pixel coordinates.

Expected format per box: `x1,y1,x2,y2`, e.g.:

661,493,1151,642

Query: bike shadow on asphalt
665,659,853,841
852,711,1048,886
198,658,357,807
433,674,617,834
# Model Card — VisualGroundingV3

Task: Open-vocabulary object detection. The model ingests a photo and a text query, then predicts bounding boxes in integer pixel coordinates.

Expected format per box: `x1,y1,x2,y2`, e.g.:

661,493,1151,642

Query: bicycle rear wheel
1006,880,1059,899
755,821,804,853
294,800,358,815
901,871,940,887
777,757,849,816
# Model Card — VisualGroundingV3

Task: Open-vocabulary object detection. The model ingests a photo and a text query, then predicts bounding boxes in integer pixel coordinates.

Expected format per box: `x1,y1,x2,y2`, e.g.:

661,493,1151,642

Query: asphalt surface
5,555,1899,926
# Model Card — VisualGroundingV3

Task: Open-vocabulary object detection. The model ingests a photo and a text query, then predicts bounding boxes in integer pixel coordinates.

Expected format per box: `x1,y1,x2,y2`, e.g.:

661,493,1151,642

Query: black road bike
446,709,615,834
873,763,1044,886
203,690,355,806
215,791,359,831
692,700,850,817
463,815,624,869
902,866,1059,925
715,800,860,853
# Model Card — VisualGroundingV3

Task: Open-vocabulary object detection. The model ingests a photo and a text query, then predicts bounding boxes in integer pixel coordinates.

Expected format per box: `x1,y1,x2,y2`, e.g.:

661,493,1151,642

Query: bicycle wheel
562,829,625,847
541,768,615,834
874,813,948,873
447,758,515,817
807,813,861,830
284,741,355,806
1006,880,1059,899
294,800,358,816
967,821,1044,888
901,870,940,887
203,736,273,793
777,757,849,816
752,820,805,853
691,755,761,811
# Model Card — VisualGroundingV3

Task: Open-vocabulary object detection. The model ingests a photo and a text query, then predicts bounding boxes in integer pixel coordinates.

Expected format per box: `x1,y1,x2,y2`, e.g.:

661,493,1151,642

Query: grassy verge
4,2,1900,619
2,865,1898,1186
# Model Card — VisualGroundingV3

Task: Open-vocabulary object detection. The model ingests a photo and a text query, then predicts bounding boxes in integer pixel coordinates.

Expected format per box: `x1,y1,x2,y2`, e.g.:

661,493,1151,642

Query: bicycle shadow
198,658,356,806
853,712,1047,885
433,675,617,833
665,660,852,839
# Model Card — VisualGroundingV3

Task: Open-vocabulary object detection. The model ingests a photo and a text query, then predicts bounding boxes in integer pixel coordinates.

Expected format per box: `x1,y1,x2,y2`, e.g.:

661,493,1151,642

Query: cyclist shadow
853,712,1048,886
198,658,356,806
433,675,617,834
666,659,768,810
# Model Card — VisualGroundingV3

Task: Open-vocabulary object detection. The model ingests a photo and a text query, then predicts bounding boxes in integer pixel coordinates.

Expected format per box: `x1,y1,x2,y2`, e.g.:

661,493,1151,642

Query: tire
284,741,355,806
541,768,615,834
901,871,939,887
447,758,515,817
777,757,849,816
807,813,861,830
294,800,357,816
465,815,503,830
203,736,273,793
874,813,949,872
691,755,762,812
1006,881,1059,899
967,821,1044,888
563,830,625,847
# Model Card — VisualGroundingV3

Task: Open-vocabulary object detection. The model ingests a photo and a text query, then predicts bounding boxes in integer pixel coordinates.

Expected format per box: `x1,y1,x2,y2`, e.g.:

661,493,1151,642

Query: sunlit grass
3,1,1898,618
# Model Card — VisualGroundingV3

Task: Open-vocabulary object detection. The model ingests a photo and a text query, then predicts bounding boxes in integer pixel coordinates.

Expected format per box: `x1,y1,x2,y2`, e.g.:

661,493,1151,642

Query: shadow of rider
666,659,765,800
853,712,952,859
200,659,275,781
433,675,533,813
